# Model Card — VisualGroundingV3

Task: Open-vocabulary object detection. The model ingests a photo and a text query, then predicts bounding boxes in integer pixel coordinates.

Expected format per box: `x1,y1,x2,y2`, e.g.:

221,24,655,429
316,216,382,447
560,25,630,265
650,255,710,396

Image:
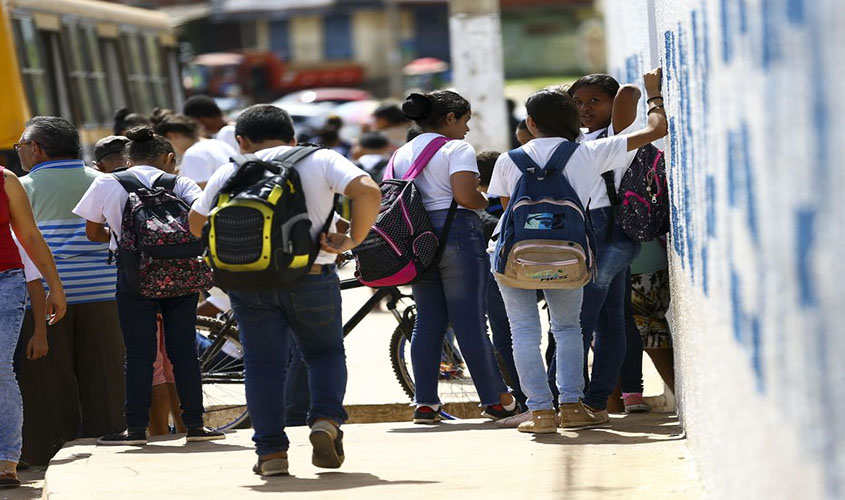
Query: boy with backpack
73,126,223,445
487,68,668,434
188,104,381,476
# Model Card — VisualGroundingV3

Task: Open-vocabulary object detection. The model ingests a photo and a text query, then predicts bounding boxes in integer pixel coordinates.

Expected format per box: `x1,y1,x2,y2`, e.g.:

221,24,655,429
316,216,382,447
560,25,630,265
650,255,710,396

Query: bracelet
647,96,664,104
647,104,665,115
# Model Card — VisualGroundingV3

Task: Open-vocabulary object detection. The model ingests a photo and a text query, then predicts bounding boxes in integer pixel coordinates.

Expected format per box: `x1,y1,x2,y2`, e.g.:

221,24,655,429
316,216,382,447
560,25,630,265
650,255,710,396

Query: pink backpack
352,136,455,287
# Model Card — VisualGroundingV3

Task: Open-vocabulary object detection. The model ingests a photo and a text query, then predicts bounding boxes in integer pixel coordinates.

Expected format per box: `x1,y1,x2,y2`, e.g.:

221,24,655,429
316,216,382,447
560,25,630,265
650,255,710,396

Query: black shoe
481,403,519,421
186,426,225,442
97,429,147,446
413,405,441,424
253,455,289,476
15,461,28,471
309,420,344,469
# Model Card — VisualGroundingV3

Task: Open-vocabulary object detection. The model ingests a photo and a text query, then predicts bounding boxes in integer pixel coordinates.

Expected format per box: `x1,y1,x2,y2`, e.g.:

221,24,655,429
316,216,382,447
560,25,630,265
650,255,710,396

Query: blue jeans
619,273,644,393
496,278,584,410
581,208,641,410
0,269,26,462
116,278,204,430
228,267,347,457
410,210,507,406
284,341,309,427
486,271,526,407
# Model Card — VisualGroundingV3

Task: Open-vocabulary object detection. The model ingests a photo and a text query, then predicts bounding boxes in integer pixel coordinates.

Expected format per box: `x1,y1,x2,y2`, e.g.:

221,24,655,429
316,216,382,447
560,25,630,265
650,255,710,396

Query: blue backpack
493,142,596,289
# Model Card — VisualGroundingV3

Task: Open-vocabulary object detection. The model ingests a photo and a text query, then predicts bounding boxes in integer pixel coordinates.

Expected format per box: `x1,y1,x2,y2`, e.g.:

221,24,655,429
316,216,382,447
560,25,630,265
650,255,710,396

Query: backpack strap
384,136,450,181
271,145,321,170
508,141,579,180
153,173,178,191
112,171,147,194
506,148,541,178
595,128,619,243
543,141,580,174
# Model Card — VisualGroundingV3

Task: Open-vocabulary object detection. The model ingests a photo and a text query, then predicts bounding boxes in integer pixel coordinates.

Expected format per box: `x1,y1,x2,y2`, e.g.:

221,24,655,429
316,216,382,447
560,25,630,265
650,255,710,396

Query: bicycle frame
339,278,411,336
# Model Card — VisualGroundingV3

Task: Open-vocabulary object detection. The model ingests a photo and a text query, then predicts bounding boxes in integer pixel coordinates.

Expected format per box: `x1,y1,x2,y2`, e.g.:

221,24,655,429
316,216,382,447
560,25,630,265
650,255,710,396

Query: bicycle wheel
389,305,479,404
196,316,249,430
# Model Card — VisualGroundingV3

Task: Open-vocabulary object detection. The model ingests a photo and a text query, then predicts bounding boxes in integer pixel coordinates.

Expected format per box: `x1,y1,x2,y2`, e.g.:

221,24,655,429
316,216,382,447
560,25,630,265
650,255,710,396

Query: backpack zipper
511,198,586,221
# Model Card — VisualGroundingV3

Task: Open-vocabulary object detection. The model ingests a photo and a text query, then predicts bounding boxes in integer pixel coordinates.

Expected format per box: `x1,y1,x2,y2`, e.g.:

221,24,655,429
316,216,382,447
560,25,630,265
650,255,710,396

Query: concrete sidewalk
37,413,701,500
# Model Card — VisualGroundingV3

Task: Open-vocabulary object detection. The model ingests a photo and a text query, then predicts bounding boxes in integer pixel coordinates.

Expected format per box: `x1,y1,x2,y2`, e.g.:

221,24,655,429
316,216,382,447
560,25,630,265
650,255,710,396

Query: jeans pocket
291,287,338,329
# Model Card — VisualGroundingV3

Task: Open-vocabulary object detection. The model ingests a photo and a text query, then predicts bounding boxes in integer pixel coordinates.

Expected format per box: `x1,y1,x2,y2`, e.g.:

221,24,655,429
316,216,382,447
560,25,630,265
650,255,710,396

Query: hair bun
402,93,432,121
125,125,155,142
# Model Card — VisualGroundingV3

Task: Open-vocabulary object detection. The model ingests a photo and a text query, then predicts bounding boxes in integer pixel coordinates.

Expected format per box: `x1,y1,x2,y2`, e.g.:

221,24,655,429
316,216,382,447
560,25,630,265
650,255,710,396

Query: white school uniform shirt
578,123,638,209
214,125,239,152
13,237,42,283
72,166,203,251
389,133,478,211
179,138,237,185
191,146,367,266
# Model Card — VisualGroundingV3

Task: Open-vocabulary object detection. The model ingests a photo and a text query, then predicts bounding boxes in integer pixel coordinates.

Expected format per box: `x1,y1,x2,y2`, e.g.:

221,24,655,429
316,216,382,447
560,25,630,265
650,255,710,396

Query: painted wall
602,1,845,498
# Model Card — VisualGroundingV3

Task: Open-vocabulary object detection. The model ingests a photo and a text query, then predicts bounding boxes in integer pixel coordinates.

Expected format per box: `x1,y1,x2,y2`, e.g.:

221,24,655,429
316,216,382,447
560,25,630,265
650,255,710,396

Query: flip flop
0,470,21,488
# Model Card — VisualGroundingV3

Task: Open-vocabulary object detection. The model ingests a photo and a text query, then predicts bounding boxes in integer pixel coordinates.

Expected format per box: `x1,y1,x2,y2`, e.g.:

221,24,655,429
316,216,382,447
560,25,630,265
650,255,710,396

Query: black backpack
599,130,670,242
203,146,335,291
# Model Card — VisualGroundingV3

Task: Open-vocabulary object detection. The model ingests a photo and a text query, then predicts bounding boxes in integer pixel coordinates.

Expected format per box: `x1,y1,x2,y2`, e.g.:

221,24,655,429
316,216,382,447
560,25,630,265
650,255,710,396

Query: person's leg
486,264,526,407
283,271,347,427
437,212,508,407
409,267,450,407
15,308,80,465
284,339,310,427
583,233,640,411
149,323,172,436
159,293,204,430
496,282,554,411
619,271,645,394
542,287,585,404
229,289,291,457
72,300,126,438
0,270,27,478
115,289,162,431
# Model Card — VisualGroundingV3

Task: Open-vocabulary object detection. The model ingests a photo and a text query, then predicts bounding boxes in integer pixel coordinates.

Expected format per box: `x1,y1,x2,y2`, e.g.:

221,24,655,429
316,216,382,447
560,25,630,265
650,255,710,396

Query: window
270,19,291,60
121,32,153,111
62,24,112,124
101,39,128,111
12,17,56,115
143,34,168,108
323,14,352,60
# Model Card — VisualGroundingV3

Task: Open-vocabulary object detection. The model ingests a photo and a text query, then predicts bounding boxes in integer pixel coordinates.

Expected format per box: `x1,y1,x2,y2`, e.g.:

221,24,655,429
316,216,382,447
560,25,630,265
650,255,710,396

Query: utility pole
385,0,404,99
448,0,509,151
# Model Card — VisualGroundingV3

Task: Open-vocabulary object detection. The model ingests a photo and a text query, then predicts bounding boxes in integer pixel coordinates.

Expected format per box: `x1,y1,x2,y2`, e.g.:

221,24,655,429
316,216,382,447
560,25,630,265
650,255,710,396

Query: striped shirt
21,160,116,304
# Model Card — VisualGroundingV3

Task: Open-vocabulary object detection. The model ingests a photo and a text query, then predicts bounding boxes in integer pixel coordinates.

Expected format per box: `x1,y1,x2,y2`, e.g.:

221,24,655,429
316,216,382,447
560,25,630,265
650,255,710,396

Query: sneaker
253,454,289,476
495,410,533,428
481,403,519,421
97,429,147,446
309,419,344,469
413,405,441,424
186,427,226,442
623,393,652,413
559,401,610,430
517,409,558,434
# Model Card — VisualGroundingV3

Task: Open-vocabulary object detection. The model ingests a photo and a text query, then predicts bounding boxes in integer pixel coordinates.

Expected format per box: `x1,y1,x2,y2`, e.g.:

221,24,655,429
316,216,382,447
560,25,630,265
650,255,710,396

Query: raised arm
611,84,642,134
5,171,66,323
622,68,668,152
450,171,488,210
320,175,381,254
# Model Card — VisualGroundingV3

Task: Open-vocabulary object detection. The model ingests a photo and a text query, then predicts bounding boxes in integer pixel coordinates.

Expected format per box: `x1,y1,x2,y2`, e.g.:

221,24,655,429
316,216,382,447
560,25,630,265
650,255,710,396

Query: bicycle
198,273,479,430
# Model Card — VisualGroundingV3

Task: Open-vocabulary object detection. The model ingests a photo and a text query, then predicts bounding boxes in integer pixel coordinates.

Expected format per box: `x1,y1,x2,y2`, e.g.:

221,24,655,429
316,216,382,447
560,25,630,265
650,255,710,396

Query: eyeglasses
13,141,34,152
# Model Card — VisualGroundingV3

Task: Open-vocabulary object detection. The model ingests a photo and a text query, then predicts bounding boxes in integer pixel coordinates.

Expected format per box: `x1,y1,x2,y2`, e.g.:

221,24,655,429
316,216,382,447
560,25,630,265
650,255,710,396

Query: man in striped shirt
13,116,125,465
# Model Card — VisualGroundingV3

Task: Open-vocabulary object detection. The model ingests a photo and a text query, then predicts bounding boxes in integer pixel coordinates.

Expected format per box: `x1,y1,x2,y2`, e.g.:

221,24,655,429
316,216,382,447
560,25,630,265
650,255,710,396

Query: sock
503,397,517,412
622,392,642,399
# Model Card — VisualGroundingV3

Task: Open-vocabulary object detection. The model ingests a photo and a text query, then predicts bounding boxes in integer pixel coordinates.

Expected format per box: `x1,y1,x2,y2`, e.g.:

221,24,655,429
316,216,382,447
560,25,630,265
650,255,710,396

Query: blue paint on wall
719,0,733,63
750,316,764,392
787,0,805,24
760,0,781,69
730,269,742,342
739,122,759,245
796,209,818,308
706,175,716,237
727,130,738,206
738,0,748,34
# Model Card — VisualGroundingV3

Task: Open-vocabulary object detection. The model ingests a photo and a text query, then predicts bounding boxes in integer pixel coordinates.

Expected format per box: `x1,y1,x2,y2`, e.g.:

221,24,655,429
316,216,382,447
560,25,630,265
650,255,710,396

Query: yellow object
208,199,275,272
289,254,309,269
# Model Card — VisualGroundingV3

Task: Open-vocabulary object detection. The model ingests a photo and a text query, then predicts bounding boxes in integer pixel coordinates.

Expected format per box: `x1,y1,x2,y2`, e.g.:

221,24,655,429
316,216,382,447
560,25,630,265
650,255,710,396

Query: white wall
602,1,845,498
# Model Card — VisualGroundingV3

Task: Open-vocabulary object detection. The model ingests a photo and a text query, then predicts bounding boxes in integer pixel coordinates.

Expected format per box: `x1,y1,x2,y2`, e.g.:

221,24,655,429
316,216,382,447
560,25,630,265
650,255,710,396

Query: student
73,126,223,445
182,95,238,152
113,108,151,136
567,72,657,421
486,68,667,433
351,131,392,183
515,119,534,146
92,136,129,173
188,104,381,476
373,103,411,149
154,114,236,189
0,166,65,488
394,91,517,424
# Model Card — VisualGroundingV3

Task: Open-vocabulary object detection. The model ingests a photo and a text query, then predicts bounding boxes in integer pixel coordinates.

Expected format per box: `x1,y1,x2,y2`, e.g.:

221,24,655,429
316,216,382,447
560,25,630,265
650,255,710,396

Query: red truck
187,50,366,103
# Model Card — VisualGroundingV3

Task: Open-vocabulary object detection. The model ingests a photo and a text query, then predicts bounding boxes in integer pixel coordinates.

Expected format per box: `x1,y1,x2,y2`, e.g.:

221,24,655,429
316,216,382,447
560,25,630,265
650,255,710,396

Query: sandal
0,470,21,488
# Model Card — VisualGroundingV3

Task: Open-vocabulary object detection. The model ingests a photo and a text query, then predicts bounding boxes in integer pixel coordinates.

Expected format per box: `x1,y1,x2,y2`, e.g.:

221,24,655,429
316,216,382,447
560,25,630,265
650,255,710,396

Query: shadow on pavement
386,421,495,433
245,472,438,493
3,466,46,500
115,441,254,455
531,413,685,446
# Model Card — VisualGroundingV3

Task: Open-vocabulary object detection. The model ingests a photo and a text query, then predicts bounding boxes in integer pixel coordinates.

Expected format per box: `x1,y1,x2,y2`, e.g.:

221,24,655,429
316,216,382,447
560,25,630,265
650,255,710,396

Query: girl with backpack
567,70,665,422
73,126,223,445
486,68,668,434
392,91,517,423
0,167,65,488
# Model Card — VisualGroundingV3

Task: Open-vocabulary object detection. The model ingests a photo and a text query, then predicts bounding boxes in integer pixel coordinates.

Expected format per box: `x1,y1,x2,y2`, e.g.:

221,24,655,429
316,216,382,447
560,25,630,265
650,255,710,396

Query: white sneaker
495,410,532,428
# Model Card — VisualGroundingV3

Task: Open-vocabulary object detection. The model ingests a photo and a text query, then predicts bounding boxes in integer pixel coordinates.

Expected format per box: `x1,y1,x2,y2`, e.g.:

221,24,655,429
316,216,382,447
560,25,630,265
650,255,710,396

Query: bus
0,0,182,174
